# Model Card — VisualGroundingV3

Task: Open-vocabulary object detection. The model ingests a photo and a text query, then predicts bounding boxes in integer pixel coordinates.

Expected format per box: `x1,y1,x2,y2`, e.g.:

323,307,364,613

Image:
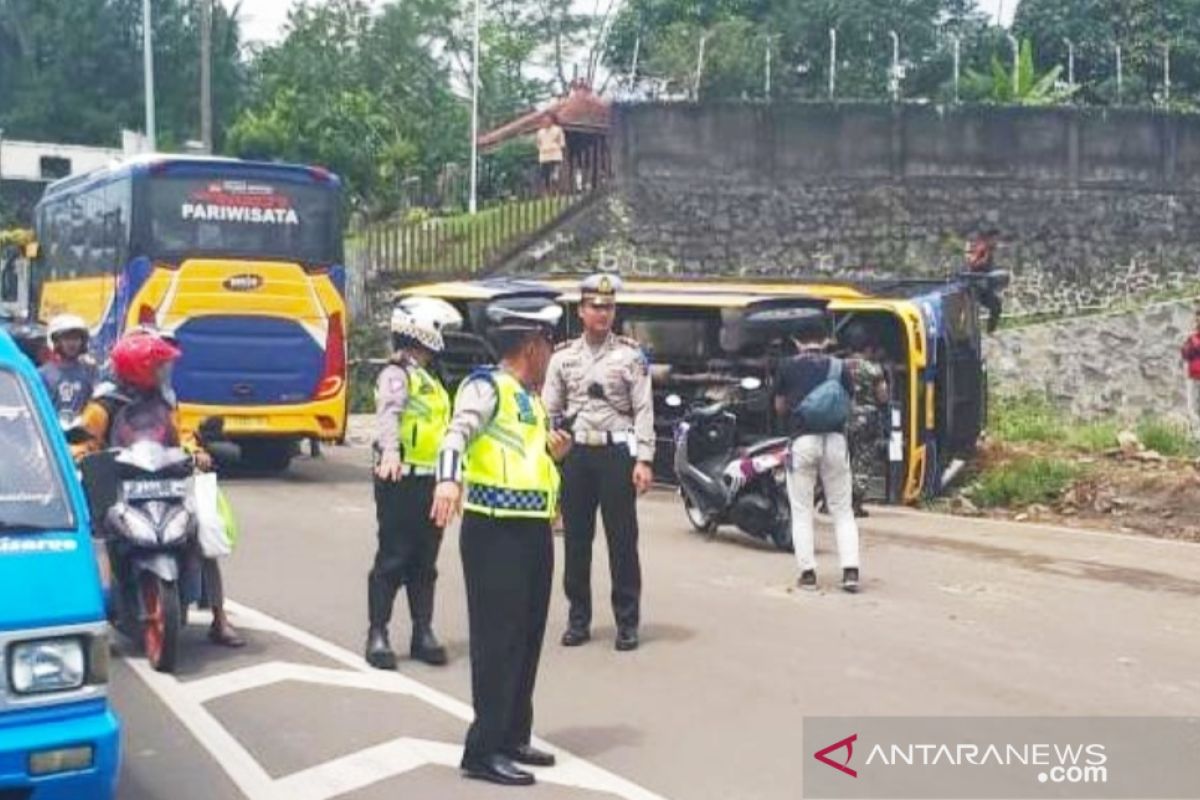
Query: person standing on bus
965,228,1003,333
544,274,655,653
775,309,861,593
365,298,460,670
39,314,97,421
431,293,571,787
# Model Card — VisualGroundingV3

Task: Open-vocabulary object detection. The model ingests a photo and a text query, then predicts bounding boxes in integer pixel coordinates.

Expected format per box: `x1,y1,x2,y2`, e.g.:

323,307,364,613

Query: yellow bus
399,274,992,504
30,155,347,471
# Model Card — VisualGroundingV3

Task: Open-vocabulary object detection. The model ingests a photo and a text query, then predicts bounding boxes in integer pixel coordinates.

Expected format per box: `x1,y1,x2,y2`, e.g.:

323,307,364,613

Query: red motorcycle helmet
110,331,181,392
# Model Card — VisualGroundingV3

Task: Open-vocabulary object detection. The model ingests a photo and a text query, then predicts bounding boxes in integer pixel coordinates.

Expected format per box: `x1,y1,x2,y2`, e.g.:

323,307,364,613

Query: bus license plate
229,417,270,430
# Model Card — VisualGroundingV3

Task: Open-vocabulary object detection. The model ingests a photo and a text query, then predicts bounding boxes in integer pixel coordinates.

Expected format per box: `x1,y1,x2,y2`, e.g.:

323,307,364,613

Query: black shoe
410,626,448,666
504,745,556,767
365,626,397,670
853,504,870,518
842,568,860,594
615,627,639,652
461,754,535,786
561,626,591,647
798,570,817,591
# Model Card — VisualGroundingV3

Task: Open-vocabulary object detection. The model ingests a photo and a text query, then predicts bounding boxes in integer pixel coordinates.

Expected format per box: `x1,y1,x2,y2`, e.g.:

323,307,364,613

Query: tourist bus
29,155,347,471
397,274,991,504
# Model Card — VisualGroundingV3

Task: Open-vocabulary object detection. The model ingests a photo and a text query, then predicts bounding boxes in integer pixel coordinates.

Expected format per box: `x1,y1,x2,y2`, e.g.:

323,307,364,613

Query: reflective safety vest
399,365,451,469
463,370,559,519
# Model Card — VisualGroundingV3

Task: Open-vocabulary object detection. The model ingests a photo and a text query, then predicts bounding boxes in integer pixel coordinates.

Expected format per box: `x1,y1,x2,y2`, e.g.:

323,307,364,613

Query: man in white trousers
772,309,861,593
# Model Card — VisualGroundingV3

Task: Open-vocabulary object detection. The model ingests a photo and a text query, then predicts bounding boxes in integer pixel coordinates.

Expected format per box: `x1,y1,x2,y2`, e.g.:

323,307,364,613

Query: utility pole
200,0,213,153
1063,38,1074,93
693,33,707,100
828,28,837,100
1115,43,1123,105
143,0,157,151
951,35,961,104
889,30,900,102
1007,33,1019,97
469,0,480,215
1164,43,1171,105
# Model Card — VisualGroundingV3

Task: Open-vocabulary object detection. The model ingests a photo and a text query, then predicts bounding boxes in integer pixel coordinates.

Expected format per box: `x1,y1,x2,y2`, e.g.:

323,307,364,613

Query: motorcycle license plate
123,479,189,501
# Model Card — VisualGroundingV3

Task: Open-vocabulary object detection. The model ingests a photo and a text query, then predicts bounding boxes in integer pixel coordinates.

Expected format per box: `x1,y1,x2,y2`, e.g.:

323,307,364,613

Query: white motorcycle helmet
390,297,463,354
47,313,90,349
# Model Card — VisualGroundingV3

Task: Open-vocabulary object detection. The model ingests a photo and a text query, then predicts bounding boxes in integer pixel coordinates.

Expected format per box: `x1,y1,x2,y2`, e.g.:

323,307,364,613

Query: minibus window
0,371,73,531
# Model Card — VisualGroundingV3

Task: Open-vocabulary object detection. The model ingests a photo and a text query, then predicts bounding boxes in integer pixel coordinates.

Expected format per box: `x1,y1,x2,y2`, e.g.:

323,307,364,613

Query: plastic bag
194,472,237,558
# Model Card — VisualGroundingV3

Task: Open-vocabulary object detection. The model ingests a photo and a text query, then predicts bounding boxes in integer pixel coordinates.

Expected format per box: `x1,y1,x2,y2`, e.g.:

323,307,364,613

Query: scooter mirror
739,376,763,391
665,394,683,408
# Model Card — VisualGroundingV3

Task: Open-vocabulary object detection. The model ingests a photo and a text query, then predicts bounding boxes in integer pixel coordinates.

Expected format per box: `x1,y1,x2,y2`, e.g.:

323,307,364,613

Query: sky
235,0,1016,46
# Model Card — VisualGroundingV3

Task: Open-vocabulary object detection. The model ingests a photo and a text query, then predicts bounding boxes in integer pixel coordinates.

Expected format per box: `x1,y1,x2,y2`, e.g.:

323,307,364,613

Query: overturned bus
397,272,994,505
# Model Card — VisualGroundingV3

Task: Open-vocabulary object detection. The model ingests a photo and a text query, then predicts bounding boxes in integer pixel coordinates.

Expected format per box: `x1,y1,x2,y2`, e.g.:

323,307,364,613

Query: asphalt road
112,444,1200,800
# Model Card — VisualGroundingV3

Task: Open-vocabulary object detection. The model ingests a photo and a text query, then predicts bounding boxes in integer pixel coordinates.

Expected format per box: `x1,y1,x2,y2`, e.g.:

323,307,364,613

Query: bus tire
239,439,295,473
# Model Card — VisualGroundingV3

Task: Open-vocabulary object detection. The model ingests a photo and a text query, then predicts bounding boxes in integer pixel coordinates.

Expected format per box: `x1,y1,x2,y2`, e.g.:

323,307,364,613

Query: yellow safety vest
463,370,560,519
399,365,451,469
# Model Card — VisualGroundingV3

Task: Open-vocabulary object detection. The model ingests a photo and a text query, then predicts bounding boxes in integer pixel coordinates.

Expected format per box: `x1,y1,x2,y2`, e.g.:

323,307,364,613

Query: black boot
407,578,447,665
365,626,397,670
410,624,448,665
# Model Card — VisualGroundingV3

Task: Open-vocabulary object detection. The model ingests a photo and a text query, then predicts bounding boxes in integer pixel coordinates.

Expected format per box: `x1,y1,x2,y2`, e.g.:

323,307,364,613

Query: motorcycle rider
39,314,97,420
73,330,245,647
365,297,459,669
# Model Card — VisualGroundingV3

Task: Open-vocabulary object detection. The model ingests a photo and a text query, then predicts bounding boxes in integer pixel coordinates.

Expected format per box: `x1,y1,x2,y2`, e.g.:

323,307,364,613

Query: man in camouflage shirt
842,322,889,517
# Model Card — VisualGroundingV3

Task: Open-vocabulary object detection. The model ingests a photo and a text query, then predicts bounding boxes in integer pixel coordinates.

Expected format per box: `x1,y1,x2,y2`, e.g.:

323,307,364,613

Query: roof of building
478,82,611,152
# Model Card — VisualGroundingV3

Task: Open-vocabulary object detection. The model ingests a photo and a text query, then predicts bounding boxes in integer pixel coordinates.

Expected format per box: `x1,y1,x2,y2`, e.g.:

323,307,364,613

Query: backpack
794,359,850,434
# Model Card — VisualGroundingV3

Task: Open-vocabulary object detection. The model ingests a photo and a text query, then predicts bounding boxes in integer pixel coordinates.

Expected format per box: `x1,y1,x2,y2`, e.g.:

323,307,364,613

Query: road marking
124,599,672,800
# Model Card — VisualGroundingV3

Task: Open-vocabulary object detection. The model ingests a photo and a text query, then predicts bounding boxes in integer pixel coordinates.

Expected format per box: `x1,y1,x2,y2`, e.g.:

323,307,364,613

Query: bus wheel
239,439,295,473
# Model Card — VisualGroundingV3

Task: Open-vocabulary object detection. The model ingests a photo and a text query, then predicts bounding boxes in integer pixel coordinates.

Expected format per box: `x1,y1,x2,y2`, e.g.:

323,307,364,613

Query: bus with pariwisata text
29,155,347,471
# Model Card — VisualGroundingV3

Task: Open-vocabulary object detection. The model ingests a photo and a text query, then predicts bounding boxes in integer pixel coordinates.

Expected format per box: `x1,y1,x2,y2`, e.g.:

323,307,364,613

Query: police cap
579,273,622,307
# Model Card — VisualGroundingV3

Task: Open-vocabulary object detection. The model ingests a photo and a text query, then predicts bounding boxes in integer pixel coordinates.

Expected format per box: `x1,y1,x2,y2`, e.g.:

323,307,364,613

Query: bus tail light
315,312,346,400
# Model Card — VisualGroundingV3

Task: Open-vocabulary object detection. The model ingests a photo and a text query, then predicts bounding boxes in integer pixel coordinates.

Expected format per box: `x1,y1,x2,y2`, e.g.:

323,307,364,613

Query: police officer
39,314,97,421
841,322,889,518
365,297,461,670
543,273,654,652
431,293,572,788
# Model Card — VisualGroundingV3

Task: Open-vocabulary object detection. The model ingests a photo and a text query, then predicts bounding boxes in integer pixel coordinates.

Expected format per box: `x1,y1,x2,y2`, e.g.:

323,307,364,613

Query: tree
961,38,1075,105
605,0,993,102
1013,0,1195,106
0,0,243,148
227,0,466,214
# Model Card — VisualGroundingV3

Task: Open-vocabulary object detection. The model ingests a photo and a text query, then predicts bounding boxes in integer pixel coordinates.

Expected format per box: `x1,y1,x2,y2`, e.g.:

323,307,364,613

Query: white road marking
123,599,672,800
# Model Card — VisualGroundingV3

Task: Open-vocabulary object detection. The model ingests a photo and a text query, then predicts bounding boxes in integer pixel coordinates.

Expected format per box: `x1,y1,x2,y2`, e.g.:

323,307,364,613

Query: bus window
145,176,339,265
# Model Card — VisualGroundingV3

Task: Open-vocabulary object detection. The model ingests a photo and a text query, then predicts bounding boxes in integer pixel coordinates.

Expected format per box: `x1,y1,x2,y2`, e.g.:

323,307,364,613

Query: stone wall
984,298,1198,422
509,103,1200,319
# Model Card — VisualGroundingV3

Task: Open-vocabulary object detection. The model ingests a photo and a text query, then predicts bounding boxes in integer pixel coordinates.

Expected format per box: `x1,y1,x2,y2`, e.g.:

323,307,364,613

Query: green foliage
0,0,243,149
962,39,1074,105
1065,420,1122,453
1135,418,1198,458
971,458,1081,507
989,392,1066,444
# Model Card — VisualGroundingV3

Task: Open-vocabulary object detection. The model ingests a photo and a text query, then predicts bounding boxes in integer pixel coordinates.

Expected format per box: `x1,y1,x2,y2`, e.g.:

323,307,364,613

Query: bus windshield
0,370,73,532
146,175,339,264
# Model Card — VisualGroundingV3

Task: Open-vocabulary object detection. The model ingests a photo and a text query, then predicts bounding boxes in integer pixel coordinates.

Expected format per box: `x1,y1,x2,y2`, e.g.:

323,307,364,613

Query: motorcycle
669,378,794,552
70,418,224,673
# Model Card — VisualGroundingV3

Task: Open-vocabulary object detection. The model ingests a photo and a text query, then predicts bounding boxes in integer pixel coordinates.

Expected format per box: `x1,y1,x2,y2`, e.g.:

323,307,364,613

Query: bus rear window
147,176,339,264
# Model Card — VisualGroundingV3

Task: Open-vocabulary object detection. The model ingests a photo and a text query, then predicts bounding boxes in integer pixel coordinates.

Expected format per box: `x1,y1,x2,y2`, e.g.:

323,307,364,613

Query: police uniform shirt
374,356,413,458
542,333,655,463
436,373,502,483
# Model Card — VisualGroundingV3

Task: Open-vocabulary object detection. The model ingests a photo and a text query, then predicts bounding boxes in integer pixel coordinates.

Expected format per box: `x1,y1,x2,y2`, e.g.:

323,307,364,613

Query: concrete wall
984,298,1197,423
514,103,1200,319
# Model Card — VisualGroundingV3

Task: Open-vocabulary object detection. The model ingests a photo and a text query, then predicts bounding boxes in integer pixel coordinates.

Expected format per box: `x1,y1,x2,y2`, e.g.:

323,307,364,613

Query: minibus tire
142,575,181,673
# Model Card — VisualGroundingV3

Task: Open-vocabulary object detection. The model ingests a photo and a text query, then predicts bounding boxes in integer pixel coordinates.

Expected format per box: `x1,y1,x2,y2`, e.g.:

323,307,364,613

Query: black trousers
460,512,553,764
368,475,443,629
562,444,641,631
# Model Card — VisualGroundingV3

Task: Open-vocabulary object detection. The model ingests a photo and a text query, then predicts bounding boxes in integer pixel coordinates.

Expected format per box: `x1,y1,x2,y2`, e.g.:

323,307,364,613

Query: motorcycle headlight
9,637,86,695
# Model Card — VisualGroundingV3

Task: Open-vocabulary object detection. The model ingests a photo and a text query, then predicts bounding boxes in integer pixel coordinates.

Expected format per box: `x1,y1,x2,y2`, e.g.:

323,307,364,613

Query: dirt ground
932,438,1200,542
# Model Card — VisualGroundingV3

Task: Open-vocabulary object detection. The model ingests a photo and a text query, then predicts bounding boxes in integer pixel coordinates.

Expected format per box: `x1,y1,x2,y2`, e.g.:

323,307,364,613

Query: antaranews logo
813,734,858,778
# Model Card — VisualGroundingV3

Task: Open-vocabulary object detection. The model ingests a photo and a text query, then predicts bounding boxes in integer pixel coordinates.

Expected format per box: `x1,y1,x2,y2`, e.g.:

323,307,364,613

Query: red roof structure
478,81,611,153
